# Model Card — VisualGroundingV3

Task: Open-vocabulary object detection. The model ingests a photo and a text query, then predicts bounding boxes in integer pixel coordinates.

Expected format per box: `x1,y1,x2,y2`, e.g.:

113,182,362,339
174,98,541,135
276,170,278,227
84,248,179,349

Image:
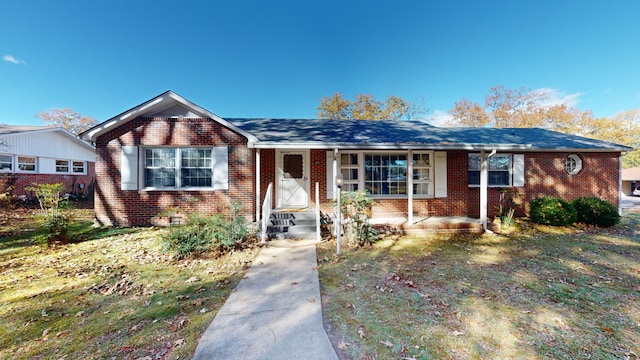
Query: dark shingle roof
228,118,631,151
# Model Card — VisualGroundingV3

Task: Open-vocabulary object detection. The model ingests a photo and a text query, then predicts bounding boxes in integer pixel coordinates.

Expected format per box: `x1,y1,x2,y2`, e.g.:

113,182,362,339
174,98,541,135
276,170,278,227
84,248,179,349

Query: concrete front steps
267,210,319,240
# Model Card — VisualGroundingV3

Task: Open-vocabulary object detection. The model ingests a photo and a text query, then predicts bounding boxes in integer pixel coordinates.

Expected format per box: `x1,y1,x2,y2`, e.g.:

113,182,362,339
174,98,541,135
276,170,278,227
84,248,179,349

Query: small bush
163,201,250,258
26,182,73,244
530,196,577,226
44,213,71,244
212,201,249,249
572,197,620,227
163,214,221,258
338,191,379,247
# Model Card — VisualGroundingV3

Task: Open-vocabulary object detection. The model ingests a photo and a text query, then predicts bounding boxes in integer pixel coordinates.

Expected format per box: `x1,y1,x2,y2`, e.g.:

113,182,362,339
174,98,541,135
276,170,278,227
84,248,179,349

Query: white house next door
277,150,309,209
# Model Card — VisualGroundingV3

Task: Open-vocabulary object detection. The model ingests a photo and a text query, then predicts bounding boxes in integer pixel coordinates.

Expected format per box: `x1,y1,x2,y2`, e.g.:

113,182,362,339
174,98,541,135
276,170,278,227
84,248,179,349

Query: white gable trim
81,91,258,144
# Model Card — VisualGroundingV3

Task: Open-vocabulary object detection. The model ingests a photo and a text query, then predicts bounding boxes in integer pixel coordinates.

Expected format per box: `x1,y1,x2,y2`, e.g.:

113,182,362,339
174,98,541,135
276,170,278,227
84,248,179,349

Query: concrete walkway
192,240,339,360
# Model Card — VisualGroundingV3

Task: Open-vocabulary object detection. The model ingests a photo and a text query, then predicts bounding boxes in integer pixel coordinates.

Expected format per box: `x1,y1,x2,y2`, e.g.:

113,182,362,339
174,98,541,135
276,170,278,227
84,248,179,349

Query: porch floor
369,216,494,234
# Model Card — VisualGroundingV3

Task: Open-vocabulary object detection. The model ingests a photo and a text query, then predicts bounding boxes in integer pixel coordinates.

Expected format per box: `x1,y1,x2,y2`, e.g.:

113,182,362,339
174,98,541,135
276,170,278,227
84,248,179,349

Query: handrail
260,182,273,244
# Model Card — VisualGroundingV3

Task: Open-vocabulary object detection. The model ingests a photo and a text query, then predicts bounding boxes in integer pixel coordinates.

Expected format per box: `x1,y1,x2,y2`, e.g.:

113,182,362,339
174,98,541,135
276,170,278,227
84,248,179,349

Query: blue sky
2,0,639,126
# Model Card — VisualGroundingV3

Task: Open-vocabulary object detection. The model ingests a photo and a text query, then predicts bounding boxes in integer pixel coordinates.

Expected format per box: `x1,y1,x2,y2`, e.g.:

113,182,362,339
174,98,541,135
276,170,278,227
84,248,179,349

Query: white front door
277,150,309,208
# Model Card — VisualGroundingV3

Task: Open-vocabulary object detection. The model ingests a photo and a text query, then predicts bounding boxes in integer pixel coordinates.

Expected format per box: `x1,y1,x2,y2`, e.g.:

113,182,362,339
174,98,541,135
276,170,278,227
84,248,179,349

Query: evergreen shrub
529,196,577,226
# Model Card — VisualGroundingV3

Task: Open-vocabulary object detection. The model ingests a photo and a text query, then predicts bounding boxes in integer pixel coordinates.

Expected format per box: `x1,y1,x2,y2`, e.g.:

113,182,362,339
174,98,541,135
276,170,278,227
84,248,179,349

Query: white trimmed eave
80,91,258,144
248,142,535,150
248,142,631,153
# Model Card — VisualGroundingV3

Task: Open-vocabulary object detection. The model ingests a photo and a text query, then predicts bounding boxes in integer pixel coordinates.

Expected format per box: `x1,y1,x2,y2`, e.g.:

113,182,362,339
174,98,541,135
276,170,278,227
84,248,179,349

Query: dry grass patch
0,209,259,359
318,215,640,359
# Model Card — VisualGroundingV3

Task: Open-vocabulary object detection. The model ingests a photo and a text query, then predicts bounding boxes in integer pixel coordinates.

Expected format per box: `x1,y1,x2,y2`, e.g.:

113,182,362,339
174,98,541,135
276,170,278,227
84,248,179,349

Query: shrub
163,214,220,258
529,196,577,226
571,197,620,227
212,201,249,249
25,183,73,244
338,191,379,247
163,201,250,258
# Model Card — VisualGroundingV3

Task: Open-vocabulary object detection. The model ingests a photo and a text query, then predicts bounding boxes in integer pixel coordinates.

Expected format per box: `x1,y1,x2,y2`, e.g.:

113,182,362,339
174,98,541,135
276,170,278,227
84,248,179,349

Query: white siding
0,131,95,161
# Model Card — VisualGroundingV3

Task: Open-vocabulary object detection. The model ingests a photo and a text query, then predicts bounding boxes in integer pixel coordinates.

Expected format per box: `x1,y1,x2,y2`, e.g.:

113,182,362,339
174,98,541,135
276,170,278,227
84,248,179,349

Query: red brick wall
258,149,276,209
95,127,622,226
0,163,95,198
94,117,254,226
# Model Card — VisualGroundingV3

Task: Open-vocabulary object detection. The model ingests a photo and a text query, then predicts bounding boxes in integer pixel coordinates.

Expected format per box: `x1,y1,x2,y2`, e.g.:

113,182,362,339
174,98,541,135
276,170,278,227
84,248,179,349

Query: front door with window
277,150,309,208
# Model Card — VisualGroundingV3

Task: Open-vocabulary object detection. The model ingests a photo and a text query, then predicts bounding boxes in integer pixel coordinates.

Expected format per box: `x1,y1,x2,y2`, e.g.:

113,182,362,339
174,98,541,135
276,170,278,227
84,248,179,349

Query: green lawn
0,209,259,360
3,208,639,359
318,213,640,359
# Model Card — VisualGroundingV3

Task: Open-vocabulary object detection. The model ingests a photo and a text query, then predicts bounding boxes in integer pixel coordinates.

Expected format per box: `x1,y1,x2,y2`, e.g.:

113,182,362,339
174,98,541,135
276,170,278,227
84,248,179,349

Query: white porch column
407,150,414,224
333,148,339,236
480,149,496,232
255,149,261,223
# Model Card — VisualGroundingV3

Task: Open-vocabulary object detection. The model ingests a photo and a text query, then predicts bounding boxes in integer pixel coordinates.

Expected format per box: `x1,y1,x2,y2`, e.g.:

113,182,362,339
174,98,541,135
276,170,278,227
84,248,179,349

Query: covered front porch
252,146,504,241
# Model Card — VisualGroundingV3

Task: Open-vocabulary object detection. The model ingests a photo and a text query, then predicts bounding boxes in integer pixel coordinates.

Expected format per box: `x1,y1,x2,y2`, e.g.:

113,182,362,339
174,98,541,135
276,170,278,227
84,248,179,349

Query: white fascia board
249,142,535,150
81,91,259,144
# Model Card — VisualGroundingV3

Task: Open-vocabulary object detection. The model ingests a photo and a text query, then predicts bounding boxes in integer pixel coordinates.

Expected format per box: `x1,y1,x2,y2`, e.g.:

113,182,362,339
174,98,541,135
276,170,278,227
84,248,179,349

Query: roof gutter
247,142,535,150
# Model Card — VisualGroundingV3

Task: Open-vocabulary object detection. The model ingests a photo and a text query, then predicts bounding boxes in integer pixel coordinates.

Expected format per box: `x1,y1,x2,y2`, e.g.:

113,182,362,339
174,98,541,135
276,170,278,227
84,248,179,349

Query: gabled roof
229,118,632,152
81,91,632,153
0,125,95,151
79,91,258,143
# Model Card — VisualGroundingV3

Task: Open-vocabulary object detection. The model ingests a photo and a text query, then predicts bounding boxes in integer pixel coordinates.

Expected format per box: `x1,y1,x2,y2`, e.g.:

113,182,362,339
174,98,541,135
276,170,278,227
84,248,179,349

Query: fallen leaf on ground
379,340,394,348
452,330,466,336
338,341,349,349
358,326,366,338
174,338,186,347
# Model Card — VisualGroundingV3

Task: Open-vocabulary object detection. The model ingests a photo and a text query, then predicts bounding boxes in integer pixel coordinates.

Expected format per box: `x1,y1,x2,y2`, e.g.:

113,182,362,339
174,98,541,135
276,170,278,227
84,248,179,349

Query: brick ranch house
0,125,95,198
80,91,630,232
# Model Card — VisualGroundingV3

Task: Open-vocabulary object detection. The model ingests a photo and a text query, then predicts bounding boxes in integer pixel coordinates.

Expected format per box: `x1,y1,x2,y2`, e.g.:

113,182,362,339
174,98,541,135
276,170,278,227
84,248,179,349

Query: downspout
619,154,623,216
481,149,496,233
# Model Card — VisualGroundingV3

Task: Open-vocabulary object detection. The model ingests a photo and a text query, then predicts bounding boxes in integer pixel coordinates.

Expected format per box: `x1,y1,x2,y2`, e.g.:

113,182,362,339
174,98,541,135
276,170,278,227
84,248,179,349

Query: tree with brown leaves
38,108,97,135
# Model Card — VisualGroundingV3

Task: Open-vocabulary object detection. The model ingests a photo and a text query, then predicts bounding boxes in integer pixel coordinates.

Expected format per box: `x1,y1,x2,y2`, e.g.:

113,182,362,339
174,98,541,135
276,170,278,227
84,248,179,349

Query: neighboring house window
365,153,407,196
468,153,512,186
18,156,36,172
0,155,12,171
72,161,86,174
144,147,213,188
412,152,432,196
56,160,70,173
563,154,582,175
339,153,359,192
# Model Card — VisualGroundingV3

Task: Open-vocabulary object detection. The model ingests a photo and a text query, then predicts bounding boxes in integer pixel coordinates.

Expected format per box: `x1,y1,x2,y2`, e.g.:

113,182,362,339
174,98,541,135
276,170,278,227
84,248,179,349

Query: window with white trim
0,155,12,171
468,153,512,186
144,147,213,188
72,161,85,174
412,152,432,196
339,153,359,192
18,156,36,172
365,153,407,196
55,159,70,173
